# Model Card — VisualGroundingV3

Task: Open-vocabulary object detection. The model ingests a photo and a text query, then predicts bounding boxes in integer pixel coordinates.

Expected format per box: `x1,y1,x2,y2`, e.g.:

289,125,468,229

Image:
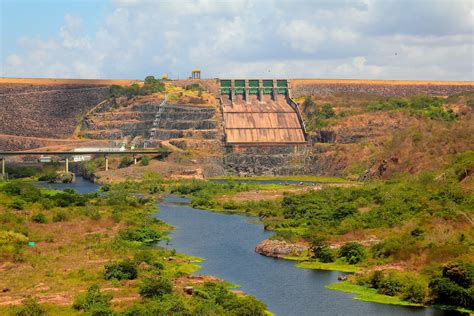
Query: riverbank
0,179,269,315
167,167,474,314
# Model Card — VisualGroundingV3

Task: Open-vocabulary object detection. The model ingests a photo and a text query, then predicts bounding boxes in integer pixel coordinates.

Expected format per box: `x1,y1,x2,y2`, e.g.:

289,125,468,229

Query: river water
34,179,455,316
155,196,455,316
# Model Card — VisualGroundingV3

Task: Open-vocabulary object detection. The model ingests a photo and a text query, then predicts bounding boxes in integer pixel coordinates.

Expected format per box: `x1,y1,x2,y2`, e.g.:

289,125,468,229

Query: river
35,179,455,316
155,195,455,316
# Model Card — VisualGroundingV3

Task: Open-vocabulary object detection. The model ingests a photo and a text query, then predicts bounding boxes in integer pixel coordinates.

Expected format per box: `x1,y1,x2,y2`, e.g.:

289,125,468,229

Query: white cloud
1,0,473,80
6,54,22,67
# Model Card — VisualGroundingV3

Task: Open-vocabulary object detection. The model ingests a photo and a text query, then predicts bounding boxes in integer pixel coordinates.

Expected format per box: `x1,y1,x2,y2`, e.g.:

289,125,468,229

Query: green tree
321,103,335,118
139,277,173,299
338,242,365,264
302,97,315,113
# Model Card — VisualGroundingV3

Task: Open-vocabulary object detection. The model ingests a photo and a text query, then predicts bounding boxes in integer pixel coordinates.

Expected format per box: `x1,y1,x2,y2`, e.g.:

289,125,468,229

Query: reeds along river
155,195,456,316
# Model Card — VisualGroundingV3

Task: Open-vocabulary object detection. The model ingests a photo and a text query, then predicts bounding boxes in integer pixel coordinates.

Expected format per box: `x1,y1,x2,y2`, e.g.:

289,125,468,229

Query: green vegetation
301,97,338,130
178,151,473,312
0,178,268,315
138,277,172,298
9,296,47,316
326,282,422,307
140,156,150,166
366,95,458,121
108,75,165,98
104,260,138,280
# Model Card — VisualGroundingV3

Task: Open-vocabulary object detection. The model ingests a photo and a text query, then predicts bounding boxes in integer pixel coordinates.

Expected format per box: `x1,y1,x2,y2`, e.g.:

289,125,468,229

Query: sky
1,0,473,80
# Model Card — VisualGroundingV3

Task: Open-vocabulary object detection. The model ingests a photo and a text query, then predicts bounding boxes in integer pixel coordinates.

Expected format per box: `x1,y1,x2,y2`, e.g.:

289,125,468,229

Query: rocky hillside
297,92,474,179
0,83,109,139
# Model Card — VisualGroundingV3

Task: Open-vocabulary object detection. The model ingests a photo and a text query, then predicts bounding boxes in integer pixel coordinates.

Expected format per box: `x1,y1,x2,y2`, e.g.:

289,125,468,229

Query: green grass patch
325,282,422,307
296,261,360,273
283,256,311,261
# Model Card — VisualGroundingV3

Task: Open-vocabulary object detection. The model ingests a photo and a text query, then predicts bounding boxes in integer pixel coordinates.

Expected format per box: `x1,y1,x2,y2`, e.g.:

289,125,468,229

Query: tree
302,97,315,113
139,277,172,298
338,242,365,264
321,103,335,118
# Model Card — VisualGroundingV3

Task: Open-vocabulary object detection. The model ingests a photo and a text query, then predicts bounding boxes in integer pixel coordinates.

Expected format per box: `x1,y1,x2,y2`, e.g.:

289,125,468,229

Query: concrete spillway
220,80,306,145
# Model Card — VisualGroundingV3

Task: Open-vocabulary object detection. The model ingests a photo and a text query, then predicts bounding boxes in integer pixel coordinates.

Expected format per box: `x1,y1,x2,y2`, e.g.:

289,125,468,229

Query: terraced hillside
81,92,219,147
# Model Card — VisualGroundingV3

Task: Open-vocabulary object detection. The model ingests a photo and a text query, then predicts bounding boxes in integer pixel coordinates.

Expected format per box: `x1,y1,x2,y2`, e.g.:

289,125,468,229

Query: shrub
321,103,335,119
40,198,55,210
52,211,67,222
139,277,172,298
10,296,46,316
32,213,48,224
401,279,427,303
378,273,403,296
338,242,365,264
315,246,335,263
140,156,150,166
442,262,473,288
302,97,315,113
104,260,138,280
429,277,473,308
73,284,113,312
370,270,384,288
119,157,132,169
119,226,162,243
9,199,26,210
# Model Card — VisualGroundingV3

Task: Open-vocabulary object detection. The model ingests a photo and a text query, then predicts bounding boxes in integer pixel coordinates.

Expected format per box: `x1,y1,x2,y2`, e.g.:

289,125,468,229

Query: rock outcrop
255,239,309,258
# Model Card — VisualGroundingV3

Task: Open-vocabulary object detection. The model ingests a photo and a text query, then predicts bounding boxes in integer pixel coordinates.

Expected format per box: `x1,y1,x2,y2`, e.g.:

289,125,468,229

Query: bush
104,260,138,280
401,279,427,303
32,213,48,224
321,103,335,119
9,199,26,210
119,157,132,169
10,296,46,316
429,277,473,308
442,262,473,288
302,97,315,113
73,284,113,312
338,242,365,264
119,226,162,243
139,277,172,298
377,273,403,296
315,246,335,263
140,156,150,166
52,211,67,222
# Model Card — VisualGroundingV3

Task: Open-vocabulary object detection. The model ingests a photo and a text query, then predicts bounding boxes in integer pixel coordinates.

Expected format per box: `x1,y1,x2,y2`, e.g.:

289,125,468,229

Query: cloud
1,0,473,80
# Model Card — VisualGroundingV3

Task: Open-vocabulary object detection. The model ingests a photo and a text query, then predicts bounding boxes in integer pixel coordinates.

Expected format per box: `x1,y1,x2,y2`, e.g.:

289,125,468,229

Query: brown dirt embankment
0,77,139,86
291,79,474,97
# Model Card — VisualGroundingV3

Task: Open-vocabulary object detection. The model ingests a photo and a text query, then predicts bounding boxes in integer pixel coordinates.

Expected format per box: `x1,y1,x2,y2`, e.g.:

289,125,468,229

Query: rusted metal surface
222,95,305,144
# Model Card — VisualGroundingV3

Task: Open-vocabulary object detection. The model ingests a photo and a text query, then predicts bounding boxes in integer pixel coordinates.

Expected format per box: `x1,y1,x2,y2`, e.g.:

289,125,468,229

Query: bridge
0,150,170,179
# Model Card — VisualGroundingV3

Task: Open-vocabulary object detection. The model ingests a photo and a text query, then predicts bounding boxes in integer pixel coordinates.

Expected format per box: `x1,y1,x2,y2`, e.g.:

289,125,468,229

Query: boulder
50,172,75,183
255,239,308,258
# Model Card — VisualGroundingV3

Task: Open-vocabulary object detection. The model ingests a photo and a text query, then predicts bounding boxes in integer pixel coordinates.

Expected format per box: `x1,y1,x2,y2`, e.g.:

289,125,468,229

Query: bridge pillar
258,80,263,102
65,157,69,173
133,155,137,165
1,157,5,180
105,155,109,171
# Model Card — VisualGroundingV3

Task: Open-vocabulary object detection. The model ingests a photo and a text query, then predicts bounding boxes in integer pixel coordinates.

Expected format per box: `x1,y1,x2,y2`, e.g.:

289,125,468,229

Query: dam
219,79,306,145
